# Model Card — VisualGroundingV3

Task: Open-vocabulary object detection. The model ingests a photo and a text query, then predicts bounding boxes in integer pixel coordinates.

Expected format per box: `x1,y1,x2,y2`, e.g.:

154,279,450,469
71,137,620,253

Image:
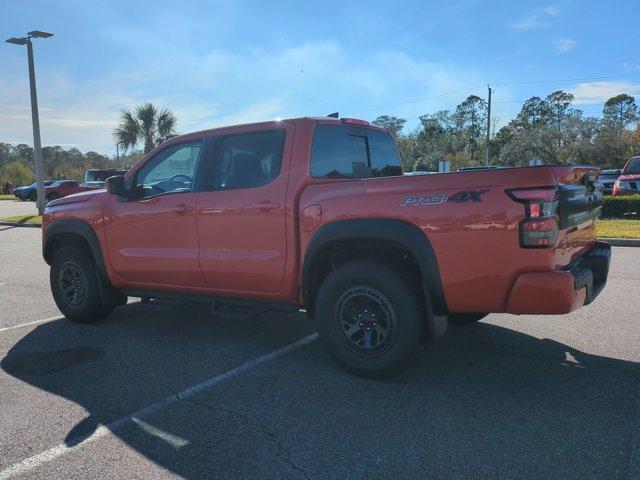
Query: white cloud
621,62,640,72
447,0,478,13
0,40,488,153
554,38,576,54
512,5,559,30
568,81,640,104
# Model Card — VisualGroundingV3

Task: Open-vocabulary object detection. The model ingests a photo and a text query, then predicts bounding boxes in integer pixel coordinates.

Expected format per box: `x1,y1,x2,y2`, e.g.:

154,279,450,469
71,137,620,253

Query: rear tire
50,245,115,323
316,260,425,379
448,313,488,324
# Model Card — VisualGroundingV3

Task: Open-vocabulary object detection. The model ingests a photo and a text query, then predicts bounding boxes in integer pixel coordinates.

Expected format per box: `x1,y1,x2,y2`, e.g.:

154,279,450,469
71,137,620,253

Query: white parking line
0,316,63,333
0,332,319,479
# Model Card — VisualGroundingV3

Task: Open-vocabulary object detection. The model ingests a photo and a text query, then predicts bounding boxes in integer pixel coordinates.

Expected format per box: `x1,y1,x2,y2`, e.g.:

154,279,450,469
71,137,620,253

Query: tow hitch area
566,241,611,305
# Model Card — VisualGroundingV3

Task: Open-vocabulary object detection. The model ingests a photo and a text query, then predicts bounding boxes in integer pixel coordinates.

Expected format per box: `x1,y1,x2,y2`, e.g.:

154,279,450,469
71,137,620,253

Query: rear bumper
506,242,611,314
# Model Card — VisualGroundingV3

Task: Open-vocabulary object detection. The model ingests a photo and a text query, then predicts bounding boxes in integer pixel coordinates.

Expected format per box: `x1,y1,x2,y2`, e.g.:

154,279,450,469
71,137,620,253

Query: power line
346,73,640,118
346,85,485,115
490,73,640,86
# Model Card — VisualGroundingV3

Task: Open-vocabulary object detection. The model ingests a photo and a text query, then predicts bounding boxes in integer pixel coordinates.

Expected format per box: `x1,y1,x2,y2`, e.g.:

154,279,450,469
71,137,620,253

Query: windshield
600,174,618,181
624,158,640,175
49,181,62,187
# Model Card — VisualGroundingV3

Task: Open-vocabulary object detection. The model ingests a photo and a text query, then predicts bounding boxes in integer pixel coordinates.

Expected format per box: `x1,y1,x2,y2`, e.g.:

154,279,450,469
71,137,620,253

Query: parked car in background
80,169,129,190
612,156,640,196
13,181,54,201
600,169,622,195
44,180,86,202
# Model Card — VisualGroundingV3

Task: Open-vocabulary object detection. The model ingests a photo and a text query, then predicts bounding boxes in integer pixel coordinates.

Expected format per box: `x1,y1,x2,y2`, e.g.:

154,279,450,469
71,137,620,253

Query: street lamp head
6,37,28,45
27,30,54,39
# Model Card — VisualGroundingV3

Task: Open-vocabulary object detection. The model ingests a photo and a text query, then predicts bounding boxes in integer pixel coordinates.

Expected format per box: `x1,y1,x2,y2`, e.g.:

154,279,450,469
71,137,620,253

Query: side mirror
105,175,126,196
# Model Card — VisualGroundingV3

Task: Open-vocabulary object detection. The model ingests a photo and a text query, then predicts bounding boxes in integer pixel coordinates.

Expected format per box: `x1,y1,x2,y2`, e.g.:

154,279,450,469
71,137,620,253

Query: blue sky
2,0,639,154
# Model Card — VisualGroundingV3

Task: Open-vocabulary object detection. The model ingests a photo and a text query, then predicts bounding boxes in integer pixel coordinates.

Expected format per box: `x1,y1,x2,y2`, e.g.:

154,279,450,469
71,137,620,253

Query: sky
1,0,639,155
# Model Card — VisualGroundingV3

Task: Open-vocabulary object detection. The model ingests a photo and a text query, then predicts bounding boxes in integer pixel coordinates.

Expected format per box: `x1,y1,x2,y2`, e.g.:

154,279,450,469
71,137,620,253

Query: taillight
507,187,559,248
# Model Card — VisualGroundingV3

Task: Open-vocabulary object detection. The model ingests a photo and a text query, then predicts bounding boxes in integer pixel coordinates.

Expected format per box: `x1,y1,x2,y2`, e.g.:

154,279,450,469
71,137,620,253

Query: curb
598,238,640,247
0,222,41,229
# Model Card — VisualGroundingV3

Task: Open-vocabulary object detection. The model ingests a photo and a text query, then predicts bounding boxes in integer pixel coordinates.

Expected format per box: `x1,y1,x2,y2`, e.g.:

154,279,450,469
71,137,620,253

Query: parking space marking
0,316,63,333
0,332,319,480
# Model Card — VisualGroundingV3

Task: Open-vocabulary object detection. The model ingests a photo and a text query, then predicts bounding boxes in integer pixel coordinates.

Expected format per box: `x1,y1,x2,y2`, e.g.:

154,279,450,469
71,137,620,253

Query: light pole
6,30,54,215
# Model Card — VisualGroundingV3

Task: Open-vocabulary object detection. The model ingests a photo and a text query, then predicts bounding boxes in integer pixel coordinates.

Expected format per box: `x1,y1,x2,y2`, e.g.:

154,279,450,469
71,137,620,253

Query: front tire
316,260,425,379
50,245,114,323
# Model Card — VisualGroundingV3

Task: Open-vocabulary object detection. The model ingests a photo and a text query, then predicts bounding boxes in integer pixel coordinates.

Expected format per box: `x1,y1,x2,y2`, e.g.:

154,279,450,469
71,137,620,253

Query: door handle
171,204,189,214
252,201,281,211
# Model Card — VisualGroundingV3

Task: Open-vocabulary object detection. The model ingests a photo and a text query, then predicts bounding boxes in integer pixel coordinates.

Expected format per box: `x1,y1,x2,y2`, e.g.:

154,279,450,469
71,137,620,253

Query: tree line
2,93,638,187
374,91,640,172
0,143,139,187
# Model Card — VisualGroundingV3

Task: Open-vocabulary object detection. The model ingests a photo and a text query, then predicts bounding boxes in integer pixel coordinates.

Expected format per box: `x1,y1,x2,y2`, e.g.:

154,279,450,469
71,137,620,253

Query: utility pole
485,85,492,167
26,39,46,214
6,30,53,215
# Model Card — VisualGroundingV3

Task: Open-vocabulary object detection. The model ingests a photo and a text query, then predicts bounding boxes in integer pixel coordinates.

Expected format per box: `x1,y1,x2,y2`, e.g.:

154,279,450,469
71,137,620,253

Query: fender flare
302,218,448,315
43,219,109,282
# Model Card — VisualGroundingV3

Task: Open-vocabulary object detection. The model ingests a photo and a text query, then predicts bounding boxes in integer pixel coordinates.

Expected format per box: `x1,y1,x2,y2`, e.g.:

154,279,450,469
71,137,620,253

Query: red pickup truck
42,117,610,378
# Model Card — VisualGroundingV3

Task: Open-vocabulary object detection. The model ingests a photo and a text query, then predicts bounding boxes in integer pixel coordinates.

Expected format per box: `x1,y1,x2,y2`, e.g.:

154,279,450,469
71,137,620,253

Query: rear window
310,125,402,179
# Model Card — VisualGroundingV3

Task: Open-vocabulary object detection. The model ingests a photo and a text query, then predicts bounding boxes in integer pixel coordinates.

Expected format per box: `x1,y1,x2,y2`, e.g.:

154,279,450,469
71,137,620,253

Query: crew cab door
196,126,292,295
103,140,206,288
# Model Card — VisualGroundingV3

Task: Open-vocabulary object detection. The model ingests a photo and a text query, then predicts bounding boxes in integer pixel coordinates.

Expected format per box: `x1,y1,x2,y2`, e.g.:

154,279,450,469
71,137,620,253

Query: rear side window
311,125,402,179
209,129,286,190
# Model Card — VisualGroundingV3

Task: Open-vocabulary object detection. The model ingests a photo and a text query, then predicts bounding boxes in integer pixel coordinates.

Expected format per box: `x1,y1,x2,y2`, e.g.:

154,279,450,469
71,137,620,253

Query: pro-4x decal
400,189,489,206
447,189,489,203
400,193,448,206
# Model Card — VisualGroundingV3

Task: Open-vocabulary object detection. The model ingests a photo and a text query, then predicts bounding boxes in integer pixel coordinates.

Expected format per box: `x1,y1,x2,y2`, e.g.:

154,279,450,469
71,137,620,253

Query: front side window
135,141,202,198
209,130,285,190
310,125,402,179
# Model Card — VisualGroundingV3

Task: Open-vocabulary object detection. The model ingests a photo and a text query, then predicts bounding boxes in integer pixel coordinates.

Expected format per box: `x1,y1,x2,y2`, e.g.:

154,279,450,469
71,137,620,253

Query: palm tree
114,102,177,155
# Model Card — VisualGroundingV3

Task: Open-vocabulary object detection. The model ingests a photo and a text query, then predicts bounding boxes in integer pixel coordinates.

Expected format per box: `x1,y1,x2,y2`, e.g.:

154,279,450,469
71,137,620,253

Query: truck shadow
2,304,639,479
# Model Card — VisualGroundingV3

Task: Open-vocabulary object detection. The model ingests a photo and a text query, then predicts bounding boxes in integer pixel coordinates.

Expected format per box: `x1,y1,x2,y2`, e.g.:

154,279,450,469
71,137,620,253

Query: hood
618,173,640,181
47,189,102,207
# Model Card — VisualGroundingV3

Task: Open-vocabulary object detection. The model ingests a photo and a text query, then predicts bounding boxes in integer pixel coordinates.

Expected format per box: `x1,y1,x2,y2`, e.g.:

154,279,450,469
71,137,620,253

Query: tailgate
553,167,603,229
552,166,603,263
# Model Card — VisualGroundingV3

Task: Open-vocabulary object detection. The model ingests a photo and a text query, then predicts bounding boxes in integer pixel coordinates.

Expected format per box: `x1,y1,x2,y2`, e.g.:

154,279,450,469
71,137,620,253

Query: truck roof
166,117,387,144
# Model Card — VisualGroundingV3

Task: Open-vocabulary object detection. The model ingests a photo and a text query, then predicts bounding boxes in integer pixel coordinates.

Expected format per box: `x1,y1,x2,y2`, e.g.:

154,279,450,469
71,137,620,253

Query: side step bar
125,289,300,321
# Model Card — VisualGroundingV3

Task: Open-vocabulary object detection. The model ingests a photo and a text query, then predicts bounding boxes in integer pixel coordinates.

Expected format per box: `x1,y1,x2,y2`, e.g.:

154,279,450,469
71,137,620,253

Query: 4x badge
400,189,489,207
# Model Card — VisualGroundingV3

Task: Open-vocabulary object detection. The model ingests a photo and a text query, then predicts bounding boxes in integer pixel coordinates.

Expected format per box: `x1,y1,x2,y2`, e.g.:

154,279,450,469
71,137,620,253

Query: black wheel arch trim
302,218,448,315
43,219,110,284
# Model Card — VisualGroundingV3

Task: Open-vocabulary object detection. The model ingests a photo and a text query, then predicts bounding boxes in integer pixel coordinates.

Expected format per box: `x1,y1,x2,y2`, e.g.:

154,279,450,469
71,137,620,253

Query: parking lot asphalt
0,223,638,479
